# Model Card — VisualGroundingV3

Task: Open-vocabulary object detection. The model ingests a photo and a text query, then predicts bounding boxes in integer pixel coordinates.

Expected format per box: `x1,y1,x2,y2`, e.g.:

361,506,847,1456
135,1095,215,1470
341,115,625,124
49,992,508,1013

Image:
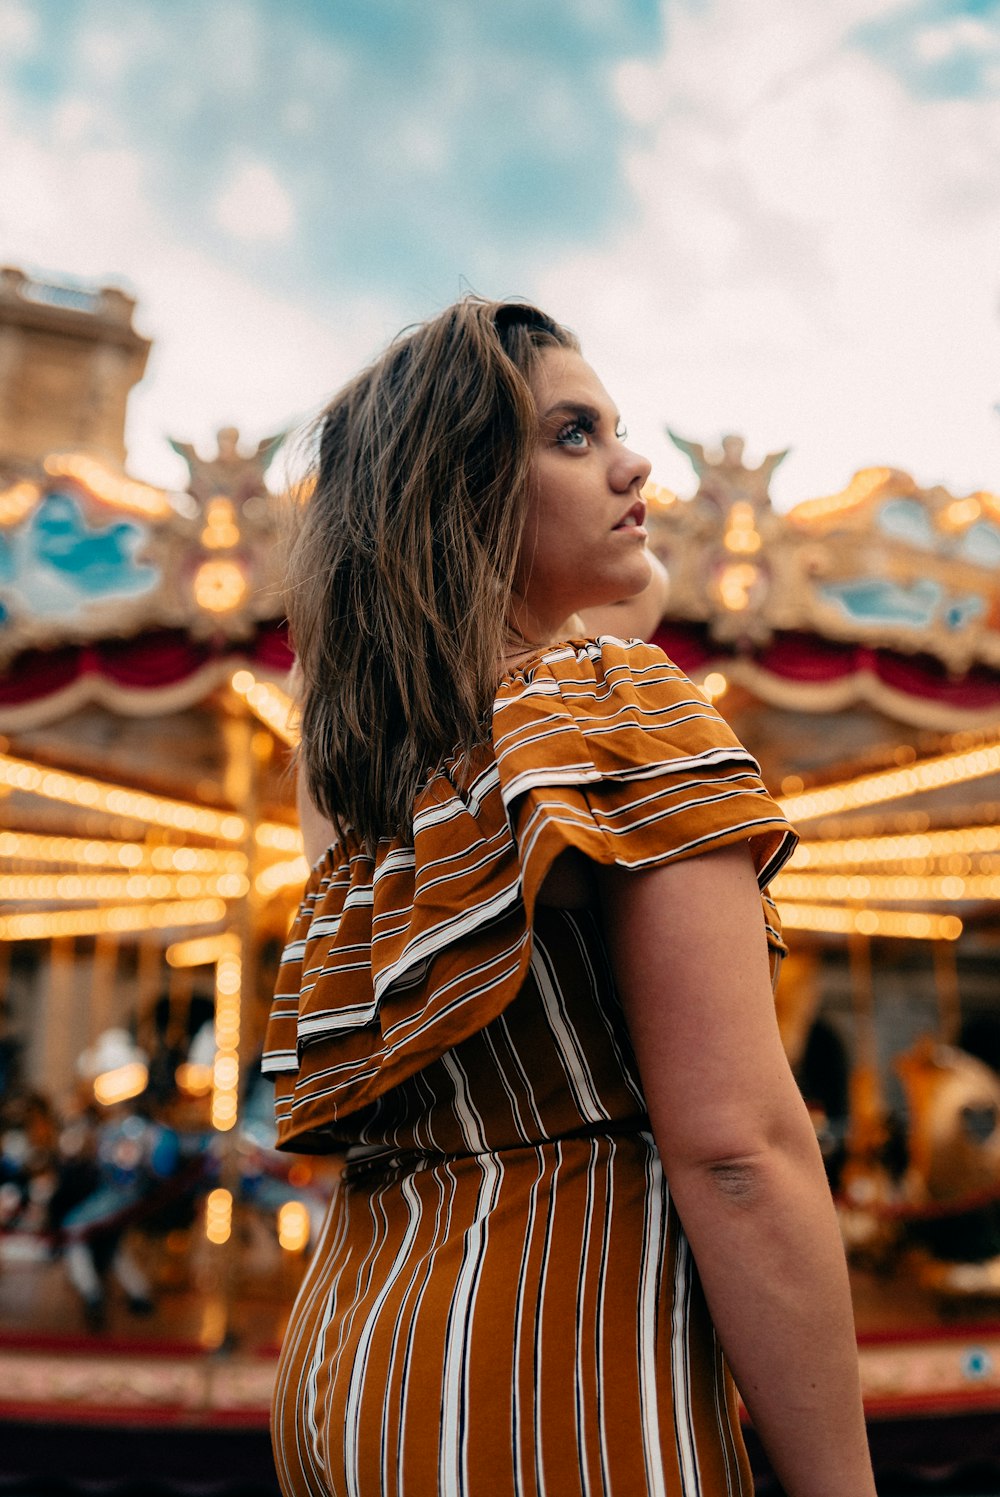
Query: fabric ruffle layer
262,638,797,1151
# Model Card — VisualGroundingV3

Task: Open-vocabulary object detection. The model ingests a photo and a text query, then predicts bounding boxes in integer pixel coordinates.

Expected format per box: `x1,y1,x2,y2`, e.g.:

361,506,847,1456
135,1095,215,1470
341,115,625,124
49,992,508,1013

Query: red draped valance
0,623,295,730
652,624,1000,725
2,620,998,732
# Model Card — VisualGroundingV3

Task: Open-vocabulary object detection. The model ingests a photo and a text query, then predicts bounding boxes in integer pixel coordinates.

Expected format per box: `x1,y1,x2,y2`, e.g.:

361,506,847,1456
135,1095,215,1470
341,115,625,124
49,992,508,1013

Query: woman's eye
616,422,628,441
556,416,594,448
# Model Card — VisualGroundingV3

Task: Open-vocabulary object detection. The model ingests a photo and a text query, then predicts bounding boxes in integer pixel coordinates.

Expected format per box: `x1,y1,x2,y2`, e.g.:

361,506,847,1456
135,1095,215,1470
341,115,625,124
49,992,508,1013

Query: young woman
264,298,875,1497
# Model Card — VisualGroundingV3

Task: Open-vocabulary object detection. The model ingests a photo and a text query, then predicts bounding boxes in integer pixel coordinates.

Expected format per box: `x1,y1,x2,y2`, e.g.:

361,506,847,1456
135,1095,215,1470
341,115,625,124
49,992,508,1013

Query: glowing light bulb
205,1188,233,1245
193,559,248,613
277,1201,310,1253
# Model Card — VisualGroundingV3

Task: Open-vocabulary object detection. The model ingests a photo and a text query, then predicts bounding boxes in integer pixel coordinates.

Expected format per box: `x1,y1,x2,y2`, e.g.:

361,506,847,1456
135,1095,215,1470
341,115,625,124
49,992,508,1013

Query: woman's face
513,346,653,642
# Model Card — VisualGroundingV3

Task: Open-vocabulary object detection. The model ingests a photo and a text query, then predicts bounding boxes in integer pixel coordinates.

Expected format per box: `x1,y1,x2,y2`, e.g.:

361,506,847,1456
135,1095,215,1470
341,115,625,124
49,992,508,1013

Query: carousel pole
0,939,11,1089
89,932,119,1046
207,700,271,1353
844,928,889,1172
136,928,161,1059
37,935,77,1100
836,924,899,1262
932,939,961,1047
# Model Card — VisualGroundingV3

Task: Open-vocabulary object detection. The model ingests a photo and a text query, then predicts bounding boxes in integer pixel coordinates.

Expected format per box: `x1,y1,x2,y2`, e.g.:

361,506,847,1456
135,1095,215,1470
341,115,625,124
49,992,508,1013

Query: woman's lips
612,499,648,535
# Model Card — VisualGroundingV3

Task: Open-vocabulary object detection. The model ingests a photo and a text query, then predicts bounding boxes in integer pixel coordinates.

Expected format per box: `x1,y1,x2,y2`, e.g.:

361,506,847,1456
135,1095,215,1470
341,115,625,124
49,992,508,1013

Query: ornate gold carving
168,426,286,510
0,434,288,664
653,437,1000,675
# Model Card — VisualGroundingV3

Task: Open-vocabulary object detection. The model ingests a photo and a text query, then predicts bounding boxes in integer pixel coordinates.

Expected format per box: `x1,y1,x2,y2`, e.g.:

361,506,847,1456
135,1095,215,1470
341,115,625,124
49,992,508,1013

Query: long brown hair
286,295,578,853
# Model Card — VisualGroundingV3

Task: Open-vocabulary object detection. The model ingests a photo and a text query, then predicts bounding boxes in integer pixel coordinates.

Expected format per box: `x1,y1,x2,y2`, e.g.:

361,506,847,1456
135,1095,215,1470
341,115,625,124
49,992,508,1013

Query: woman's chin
614,552,655,601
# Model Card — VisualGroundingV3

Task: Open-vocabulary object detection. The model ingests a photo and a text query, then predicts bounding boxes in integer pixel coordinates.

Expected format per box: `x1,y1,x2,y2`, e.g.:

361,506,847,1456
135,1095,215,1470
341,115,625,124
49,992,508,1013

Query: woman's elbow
659,1102,825,1211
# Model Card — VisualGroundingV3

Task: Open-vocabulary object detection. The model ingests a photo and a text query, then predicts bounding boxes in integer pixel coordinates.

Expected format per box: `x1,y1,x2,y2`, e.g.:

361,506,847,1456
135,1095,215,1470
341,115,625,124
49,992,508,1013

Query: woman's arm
597,843,875,1497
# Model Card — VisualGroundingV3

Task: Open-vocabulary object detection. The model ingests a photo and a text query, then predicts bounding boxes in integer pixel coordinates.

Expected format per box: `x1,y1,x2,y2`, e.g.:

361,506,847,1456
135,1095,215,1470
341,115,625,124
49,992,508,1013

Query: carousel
1,268,999,1491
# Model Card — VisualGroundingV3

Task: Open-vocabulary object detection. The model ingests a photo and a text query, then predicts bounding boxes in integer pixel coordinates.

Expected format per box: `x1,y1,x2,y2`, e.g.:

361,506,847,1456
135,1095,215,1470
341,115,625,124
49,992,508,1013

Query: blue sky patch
852,0,1000,98
7,0,663,307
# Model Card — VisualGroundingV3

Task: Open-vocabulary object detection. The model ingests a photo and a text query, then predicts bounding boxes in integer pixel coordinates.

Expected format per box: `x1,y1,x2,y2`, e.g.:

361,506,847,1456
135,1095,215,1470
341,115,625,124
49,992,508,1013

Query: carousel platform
0,1248,282,1495
3,1254,1000,1493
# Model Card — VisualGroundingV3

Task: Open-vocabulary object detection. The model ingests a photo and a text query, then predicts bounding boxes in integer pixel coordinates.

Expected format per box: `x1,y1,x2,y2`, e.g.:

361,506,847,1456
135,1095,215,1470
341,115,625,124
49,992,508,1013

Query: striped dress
263,637,796,1497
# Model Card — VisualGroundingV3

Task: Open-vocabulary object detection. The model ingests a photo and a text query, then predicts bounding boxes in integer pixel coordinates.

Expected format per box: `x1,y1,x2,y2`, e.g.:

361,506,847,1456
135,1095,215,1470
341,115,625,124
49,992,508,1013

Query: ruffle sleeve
262,637,797,1151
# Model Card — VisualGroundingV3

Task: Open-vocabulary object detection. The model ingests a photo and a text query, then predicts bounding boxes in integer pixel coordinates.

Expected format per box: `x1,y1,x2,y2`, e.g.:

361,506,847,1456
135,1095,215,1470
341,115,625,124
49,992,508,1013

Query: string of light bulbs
0,829,247,873
0,871,248,903
779,738,1000,823
776,902,962,941
0,752,300,855
0,898,228,941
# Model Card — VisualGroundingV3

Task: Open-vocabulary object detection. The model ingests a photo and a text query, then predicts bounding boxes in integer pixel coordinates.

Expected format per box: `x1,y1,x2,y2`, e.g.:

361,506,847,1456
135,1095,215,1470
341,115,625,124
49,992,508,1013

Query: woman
264,298,875,1497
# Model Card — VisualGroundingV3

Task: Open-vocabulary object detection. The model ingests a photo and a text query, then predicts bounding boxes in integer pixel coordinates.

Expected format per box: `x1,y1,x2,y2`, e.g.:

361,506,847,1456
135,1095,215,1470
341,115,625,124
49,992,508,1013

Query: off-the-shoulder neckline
498,634,640,684
306,636,651,874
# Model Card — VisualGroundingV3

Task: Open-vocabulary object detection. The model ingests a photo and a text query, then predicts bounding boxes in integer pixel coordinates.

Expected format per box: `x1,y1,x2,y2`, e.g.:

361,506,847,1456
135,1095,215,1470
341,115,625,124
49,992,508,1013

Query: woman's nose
611,444,652,492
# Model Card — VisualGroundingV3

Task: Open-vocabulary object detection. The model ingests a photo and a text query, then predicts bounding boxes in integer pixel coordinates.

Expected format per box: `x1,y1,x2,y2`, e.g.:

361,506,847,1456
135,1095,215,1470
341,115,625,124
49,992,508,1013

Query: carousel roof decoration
0,268,295,730
648,434,1000,728
0,425,294,730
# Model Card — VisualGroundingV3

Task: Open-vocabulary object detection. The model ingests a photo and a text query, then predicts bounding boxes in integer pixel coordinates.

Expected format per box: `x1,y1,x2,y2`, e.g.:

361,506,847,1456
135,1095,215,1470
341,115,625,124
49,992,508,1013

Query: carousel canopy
2,271,999,952
2,416,998,733
648,434,1000,732
0,438,293,731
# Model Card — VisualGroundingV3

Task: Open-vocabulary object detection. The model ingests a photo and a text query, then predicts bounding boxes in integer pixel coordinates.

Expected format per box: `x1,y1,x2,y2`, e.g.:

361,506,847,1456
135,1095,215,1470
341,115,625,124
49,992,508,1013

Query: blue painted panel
821,577,943,627
877,497,935,549
0,491,160,621
958,520,1000,567
943,594,985,630
821,577,985,632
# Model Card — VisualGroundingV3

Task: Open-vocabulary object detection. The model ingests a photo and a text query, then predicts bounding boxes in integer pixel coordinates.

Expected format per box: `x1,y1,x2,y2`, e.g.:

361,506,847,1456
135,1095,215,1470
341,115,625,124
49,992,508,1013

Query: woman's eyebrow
540,399,620,426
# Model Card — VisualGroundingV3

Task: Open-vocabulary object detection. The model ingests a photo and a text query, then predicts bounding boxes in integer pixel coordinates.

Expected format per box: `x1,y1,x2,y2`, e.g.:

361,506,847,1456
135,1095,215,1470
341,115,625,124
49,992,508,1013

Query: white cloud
953,17,999,51
913,25,955,62
536,0,1000,508
399,124,450,173
51,96,100,148
2,0,998,517
0,93,401,487
915,16,999,61
123,250,401,488
213,160,297,243
78,29,133,81
0,1,38,58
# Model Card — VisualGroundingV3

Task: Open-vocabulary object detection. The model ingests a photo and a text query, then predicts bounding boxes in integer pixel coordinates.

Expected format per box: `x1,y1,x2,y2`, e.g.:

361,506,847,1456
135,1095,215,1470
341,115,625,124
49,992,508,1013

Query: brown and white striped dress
264,637,796,1497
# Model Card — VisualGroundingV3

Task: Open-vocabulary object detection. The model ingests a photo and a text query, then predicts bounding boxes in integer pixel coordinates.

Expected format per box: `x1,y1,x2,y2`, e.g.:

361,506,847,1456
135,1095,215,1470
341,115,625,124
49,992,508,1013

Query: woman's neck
503,598,584,666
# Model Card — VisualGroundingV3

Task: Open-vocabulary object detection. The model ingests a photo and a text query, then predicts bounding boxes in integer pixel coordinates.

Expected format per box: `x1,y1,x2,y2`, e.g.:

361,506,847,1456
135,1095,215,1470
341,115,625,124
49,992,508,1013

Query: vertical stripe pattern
272,908,758,1495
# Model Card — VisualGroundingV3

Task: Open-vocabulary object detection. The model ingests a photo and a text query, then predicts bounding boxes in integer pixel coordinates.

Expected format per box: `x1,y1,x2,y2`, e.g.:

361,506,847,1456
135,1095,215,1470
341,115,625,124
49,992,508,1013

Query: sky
0,0,998,509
